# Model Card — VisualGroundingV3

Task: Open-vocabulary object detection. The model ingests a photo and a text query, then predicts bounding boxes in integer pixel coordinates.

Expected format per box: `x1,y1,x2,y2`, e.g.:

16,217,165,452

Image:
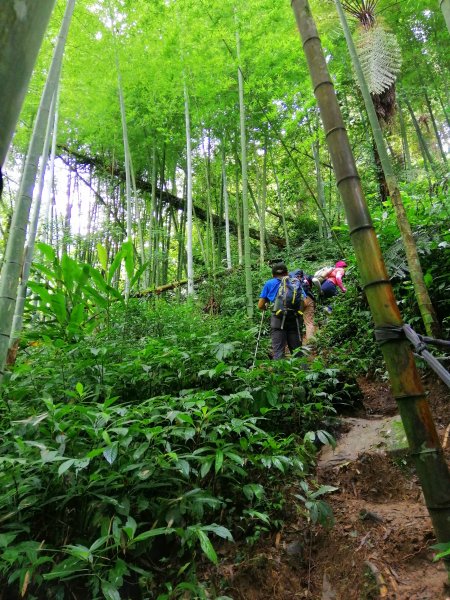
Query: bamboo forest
1,0,450,598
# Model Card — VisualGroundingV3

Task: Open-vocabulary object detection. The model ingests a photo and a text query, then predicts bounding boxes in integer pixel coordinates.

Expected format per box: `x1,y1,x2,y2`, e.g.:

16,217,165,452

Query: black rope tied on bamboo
374,324,450,389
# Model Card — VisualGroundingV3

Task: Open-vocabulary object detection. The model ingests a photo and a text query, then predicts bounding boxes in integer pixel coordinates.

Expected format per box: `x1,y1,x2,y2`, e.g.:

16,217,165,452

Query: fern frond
356,24,402,96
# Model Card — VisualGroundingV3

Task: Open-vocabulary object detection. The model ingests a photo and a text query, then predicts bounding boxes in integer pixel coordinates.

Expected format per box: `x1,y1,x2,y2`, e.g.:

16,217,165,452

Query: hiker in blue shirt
258,263,302,359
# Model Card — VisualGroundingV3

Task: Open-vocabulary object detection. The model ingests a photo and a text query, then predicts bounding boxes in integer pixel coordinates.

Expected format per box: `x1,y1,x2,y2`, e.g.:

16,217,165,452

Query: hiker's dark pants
321,280,338,299
270,314,301,360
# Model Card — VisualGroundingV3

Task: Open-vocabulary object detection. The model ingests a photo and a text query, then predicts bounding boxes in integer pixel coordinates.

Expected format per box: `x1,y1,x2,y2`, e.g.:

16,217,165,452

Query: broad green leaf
42,557,85,581
108,248,124,285
202,524,233,541
68,303,86,329
0,532,18,548
103,443,118,465
101,580,121,600
122,241,135,281
97,244,108,272
123,516,137,540
196,530,217,564
215,450,224,474
35,242,56,262
132,527,174,543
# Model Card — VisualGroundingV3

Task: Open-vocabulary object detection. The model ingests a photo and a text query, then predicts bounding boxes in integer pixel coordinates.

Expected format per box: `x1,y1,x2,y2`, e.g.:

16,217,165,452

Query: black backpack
272,276,305,317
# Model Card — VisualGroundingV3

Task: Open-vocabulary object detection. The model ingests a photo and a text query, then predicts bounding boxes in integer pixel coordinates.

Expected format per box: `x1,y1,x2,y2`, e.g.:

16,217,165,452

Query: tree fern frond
356,24,402,95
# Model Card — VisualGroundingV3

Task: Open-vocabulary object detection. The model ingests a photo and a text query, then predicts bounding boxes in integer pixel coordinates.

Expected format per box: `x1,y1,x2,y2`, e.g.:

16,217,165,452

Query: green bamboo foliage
292,0,450,556
335,0,441,338
0,0,76,383
0,0,56,166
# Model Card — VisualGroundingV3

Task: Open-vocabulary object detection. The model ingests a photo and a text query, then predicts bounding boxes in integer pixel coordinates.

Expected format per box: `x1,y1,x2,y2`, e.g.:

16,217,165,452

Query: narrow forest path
210,376,450,600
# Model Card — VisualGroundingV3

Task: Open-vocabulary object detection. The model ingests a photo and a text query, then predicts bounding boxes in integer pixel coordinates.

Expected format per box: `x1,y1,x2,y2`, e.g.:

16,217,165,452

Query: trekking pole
252,311,266,368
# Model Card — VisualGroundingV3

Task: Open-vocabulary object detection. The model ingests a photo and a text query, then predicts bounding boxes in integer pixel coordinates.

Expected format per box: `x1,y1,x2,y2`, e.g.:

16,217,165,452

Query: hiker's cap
289,269,303,279
335,260,347,268
272,263,288,276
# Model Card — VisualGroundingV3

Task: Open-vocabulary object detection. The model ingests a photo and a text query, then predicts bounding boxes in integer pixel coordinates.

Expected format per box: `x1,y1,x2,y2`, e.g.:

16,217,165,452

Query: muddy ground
207,375,450,599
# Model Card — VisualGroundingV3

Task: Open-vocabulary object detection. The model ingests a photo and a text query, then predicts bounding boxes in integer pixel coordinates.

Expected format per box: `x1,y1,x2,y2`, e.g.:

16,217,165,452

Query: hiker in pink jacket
321,261,347,298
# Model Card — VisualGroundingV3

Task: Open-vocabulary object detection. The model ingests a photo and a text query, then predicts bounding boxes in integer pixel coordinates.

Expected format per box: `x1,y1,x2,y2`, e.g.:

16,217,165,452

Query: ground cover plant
0,283,348,599
1,0,449,596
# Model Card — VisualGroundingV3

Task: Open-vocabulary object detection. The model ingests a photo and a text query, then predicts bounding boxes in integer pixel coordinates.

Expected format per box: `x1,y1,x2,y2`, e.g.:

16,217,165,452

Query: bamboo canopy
291,0,450,552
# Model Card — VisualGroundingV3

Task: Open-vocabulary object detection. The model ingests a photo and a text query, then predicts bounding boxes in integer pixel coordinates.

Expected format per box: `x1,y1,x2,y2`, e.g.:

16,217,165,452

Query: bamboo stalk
0,0,56,165
292,0,450,557
0,0,76,383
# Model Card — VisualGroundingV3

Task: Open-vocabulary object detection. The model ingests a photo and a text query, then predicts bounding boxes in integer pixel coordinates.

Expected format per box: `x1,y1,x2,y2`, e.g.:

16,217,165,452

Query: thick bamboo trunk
184,81,194,295
440,0,450,33
335,0,441,339
259,143,267,266
0,0,75,383
149,144,157,287
235,159,243,266
222,144,232,270
0,0,56,165
236,20,253,317
205,136,216,273
116,53,132,300
292,0,450,552
10,90,57,352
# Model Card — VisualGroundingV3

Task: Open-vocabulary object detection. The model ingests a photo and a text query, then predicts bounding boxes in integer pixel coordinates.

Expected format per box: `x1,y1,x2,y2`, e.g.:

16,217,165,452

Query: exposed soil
209,375,450,599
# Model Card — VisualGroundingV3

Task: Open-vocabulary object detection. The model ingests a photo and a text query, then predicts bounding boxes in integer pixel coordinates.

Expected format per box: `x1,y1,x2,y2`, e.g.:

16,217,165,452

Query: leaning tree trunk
440,0,450,33
184,81,194,296
0,0,76,384
335,0,441,339
293,0,450,555
236,18,253,318
0,0,56,166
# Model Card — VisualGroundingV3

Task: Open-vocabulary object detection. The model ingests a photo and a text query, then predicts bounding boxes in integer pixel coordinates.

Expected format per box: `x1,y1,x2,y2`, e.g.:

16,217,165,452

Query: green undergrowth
0,298,353,600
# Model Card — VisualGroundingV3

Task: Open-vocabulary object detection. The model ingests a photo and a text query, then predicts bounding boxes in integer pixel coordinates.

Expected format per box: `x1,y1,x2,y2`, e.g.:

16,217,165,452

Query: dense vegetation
0,0,449,597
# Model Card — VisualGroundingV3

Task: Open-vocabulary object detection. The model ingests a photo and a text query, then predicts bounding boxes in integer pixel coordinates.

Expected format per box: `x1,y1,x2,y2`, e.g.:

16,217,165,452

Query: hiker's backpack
313,266,334,284
272,276,305,317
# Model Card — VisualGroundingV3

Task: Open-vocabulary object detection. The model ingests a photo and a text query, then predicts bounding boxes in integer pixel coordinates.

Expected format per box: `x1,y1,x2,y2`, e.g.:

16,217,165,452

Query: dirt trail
215,375,450,599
